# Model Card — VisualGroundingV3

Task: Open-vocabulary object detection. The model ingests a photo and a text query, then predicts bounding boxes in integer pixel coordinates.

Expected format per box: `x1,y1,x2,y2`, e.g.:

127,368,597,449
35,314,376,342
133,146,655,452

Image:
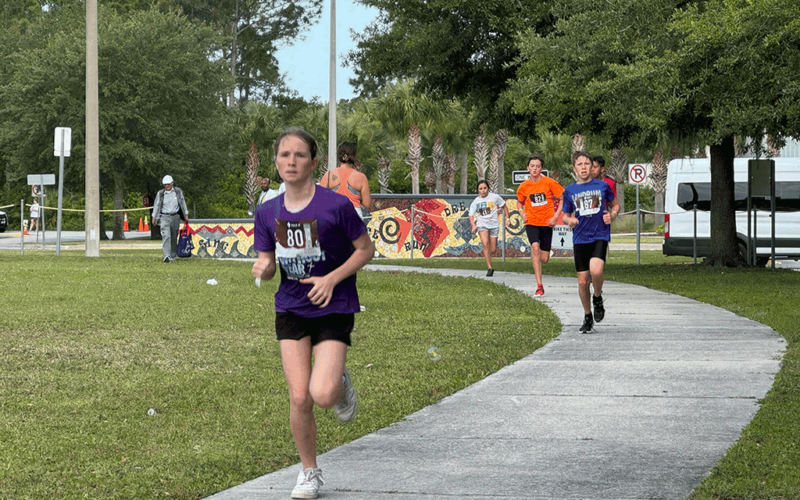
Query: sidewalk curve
207,265,786,500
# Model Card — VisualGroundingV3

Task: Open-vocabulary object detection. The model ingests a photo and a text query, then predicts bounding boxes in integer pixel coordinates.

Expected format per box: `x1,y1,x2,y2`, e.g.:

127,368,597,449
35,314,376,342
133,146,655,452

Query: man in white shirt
151,175,189,262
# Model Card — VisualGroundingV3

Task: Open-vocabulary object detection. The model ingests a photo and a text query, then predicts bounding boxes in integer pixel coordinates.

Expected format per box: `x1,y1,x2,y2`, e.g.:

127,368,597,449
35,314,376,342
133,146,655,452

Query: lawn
1,249,798,499
0,250,559,499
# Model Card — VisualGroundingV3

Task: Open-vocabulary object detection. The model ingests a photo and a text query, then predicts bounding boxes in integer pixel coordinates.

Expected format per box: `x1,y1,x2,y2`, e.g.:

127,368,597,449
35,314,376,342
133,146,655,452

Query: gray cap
162,175,174,184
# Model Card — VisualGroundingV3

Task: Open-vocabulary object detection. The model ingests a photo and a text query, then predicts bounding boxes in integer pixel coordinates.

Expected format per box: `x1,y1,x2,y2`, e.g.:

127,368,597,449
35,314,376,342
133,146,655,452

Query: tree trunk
112,172,125,240
459,151,468,194
654,190,665,226
616,181,625,220
98,188,109,240
707,135,743,267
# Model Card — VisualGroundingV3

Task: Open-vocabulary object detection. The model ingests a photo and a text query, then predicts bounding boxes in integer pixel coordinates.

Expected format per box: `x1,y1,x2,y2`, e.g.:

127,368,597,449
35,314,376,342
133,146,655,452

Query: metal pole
40,191,45,250
753,207,758,265
56,128,66,256
501,209,506,263
327,0,337,172
410,205,415,260
635,184,640,265
693,204,697,264
20,199,24,256
771,178,776,269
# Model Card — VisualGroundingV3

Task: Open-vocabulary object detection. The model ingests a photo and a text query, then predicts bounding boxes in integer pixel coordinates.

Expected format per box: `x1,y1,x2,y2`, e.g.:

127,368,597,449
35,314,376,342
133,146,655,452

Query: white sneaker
291,468,324,499
334,367,357,422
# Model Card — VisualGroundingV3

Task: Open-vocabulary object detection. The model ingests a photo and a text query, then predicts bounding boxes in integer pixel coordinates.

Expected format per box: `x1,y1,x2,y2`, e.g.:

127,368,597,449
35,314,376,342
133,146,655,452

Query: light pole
85,0,100,256
328,0,337,170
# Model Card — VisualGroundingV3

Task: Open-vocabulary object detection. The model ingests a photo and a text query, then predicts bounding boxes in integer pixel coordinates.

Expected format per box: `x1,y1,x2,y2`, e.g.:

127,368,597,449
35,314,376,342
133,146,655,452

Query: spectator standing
151,175,189,262
29,199,40,233
562,151,620,333
257,175,280,206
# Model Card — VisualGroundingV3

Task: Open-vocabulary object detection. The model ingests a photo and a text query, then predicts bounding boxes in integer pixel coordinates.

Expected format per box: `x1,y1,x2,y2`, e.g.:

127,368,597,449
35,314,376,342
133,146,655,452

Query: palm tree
369,80,439,194
609,148,628,215
487,129,508,193
238,102,280,213
474,127,489,182
532,131,572,182
650,149,668,226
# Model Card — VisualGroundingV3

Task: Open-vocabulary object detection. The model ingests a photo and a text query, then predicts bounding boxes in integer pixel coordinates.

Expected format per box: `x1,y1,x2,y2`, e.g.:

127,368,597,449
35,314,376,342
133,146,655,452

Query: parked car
0,210,7,232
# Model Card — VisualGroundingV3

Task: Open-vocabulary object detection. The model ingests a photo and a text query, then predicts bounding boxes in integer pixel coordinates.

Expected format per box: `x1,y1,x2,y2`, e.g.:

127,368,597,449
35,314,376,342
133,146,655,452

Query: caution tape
25,204,152,213
0,203,16,210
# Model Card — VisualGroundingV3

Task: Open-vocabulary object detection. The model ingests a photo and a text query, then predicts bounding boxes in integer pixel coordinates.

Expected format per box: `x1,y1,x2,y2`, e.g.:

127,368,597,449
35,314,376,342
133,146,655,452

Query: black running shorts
275,312,354,346
572,240,609,273
525,225,554,252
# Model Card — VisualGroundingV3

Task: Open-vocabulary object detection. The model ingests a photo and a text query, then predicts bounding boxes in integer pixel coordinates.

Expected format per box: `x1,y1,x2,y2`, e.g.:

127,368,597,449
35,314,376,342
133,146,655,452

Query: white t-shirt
30,203,39,218
469,193,505,229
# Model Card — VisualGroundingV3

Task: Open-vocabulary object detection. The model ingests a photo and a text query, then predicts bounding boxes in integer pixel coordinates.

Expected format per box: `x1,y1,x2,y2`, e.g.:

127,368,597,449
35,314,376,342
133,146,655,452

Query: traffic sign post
628,164,648,265
54,127,72,255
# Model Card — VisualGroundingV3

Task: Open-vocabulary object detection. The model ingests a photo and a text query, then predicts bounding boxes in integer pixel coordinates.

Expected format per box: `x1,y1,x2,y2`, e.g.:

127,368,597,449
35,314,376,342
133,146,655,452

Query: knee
577,275,590,287
540,253,550,264
288,390,314,413
309,381,340,409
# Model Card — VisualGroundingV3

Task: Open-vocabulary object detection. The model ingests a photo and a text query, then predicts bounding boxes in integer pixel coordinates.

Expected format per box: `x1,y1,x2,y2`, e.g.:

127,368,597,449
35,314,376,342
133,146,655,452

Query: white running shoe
291,468,324,499
334,367,357,422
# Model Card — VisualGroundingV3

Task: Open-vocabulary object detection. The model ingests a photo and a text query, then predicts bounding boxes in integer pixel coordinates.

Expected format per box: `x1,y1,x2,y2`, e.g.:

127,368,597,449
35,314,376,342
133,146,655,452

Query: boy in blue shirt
561,151,620,333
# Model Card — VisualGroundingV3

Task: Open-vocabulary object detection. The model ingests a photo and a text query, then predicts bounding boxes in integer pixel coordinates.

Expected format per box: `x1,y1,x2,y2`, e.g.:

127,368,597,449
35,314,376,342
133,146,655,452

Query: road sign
512,169,548,184
551,224,573,250
54,127,72,157
28,174,56,186
629,164,647,184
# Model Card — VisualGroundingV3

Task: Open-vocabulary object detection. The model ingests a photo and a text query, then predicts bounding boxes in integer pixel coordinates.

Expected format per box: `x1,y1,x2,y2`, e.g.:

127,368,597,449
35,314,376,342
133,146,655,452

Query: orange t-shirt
516,176,565,226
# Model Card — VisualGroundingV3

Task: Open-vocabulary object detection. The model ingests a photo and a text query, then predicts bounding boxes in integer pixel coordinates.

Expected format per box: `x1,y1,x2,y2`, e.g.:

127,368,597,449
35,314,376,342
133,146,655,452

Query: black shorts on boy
525,225,554,251
573,240,609,273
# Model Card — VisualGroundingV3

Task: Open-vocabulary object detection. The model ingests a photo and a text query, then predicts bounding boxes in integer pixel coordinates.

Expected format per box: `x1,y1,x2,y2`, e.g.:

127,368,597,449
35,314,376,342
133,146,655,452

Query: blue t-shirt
254,187,367,317
561,179,616,244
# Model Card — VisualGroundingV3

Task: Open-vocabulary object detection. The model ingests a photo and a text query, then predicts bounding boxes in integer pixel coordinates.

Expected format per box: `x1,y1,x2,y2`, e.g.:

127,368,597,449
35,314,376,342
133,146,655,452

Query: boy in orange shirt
516,155,565,296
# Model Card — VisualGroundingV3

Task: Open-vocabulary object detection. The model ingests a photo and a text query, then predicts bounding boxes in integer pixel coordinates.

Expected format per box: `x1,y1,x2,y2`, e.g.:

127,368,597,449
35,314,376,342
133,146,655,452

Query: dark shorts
573,240,609,273
525,225,554,252
275,312,354,346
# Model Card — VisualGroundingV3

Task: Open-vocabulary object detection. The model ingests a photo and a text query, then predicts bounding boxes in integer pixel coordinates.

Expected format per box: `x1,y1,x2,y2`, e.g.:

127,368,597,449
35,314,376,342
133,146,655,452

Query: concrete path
206,265,785,500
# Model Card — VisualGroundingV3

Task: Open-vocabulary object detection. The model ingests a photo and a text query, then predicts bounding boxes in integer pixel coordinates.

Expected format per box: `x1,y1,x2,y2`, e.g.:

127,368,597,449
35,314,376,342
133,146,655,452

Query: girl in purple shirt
252,128,374,499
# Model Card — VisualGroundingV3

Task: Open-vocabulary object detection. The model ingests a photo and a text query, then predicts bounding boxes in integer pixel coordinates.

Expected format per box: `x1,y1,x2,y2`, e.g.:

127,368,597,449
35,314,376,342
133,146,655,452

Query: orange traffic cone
138,217,144,232
23,220,28,235
123,212,130,231
144,216,150,232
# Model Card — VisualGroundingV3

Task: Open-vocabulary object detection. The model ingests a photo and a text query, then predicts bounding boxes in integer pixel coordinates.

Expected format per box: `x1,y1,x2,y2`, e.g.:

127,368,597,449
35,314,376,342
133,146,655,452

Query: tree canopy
0,5,234,235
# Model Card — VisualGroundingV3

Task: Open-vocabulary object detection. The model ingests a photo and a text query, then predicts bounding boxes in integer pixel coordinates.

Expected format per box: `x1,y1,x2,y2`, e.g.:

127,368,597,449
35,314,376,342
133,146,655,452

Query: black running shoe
486,268,494,277
580,313,594,334
593,294,605,323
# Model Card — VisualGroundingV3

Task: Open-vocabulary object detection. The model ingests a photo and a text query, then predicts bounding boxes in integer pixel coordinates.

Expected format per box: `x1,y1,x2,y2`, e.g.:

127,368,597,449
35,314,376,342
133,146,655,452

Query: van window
677,182,800,212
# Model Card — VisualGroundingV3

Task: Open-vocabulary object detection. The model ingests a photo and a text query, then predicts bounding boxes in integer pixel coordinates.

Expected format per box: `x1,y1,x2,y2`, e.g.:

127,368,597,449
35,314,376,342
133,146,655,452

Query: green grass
2,249,799,499
0,250,559,499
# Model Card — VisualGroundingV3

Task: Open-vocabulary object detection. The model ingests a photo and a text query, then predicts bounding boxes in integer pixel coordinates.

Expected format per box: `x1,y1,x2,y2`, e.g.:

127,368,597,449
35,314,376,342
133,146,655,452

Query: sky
273,0,380,102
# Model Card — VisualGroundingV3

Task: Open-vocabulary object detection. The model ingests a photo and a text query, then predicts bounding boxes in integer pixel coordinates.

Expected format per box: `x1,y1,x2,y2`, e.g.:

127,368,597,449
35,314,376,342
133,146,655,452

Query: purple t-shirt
561,179,616,245
254,187,367,317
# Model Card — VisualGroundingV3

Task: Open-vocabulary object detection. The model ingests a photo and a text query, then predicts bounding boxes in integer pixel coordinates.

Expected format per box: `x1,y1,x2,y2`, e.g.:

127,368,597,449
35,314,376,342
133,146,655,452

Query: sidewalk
206,265,785,500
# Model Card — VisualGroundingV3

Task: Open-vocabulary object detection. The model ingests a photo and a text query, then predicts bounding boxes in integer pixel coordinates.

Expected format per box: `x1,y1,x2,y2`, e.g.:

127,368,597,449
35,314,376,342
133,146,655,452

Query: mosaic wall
188,196,573,259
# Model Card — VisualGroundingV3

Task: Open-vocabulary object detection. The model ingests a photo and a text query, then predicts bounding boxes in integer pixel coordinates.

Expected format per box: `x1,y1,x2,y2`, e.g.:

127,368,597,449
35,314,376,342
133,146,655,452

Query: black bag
177,222,194,258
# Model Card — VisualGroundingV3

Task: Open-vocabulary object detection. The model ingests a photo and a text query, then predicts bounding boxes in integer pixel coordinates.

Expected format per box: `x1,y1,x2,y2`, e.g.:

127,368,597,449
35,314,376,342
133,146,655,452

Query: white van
663,157,800,265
